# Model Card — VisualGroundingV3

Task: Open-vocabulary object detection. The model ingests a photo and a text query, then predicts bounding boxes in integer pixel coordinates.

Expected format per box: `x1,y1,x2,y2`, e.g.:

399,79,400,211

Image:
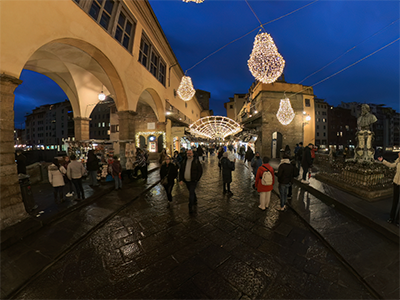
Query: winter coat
197,146,204,156
48,164,66,187
160,162,178,185
179,157,203,182
86,155,99,171
382,157,400,185
221,157,235,183
245,148,254,161
111,161,122,176
301,146,313,169
276,159,295,185
295,147,303,161
255,163,275,192
67,160,86,180
16,154,27,174
250,156,262,176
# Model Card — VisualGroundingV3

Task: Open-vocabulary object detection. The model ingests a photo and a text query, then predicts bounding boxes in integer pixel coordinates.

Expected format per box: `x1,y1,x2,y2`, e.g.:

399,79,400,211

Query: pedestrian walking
160,156,178,207
86,150,100,187
67,154,86,200
301,143,314,184
112,156,122,190
255,157,275,210
295,142,303,172
62,156,74,197
378,153,400,226
197,145,205,162
217,147,224,171
244,146,254,164
179,149,203,214
159,148,168,165
239,145,245,160
15,149,27,175
250,152,262,188
48,158,66,203
221,152,235,196
132,148,146,179
276,154,295,211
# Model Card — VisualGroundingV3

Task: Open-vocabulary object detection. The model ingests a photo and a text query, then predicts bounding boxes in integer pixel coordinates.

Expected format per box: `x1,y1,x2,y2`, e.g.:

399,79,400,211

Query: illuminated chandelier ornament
248,32,285,84
276,98,295,125
189,116,242,139
182,0,204,3
177,75,196,101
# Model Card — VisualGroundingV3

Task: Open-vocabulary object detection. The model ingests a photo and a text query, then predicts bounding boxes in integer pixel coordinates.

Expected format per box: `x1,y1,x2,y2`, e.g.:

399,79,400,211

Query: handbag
161,167,170,185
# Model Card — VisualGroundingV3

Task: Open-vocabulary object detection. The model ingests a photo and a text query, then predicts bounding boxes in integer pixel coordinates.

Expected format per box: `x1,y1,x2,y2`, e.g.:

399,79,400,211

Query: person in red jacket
255,156,275,210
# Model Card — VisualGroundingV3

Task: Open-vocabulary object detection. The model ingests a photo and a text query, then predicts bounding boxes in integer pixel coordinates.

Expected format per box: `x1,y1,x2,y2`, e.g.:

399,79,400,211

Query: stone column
118,110,137,168
0,74,29,230
73,117,90,141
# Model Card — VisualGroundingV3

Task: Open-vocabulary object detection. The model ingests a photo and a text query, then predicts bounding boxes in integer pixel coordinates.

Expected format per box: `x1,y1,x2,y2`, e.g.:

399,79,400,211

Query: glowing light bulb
177,76,195,101
276,98,295,125
248,32,285,84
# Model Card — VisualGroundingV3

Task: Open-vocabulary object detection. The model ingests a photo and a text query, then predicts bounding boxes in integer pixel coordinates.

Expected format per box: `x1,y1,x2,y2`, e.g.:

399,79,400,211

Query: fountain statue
315,104,393,201
354,104,377,162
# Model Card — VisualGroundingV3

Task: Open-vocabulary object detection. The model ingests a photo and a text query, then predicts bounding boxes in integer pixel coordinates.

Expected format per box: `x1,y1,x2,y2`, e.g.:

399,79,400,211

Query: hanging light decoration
248,32,285,84
177,75,196,101
276,98,295,125
182,0,204,3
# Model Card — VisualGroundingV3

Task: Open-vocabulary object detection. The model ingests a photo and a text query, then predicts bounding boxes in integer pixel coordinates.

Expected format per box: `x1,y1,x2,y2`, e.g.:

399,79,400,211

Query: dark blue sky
14,0,399,127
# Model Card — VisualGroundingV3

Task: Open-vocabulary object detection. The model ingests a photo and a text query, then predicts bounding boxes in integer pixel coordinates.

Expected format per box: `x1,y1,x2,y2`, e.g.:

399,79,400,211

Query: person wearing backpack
276,154,295,211
255,156,275,211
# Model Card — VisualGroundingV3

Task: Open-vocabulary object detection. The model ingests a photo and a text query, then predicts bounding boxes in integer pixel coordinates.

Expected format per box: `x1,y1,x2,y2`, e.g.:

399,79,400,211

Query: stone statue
355,104,377,162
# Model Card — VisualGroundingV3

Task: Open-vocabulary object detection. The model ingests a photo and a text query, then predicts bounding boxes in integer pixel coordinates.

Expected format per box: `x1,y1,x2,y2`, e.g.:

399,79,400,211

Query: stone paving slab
7,156,380,299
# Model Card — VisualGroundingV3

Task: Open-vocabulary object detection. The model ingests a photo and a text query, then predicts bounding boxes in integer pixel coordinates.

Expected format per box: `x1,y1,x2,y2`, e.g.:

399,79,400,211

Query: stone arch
135,88,165,123
23,38,128,119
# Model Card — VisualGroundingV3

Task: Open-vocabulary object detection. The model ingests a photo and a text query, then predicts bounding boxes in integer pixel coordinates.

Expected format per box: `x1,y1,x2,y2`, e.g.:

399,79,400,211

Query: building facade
0,0,203,229
314,98,329,147
25,100,74,151
327,106,357,150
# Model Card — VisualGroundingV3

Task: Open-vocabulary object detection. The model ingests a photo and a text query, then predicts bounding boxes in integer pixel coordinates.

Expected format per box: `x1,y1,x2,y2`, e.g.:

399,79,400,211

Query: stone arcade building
0,0,203,229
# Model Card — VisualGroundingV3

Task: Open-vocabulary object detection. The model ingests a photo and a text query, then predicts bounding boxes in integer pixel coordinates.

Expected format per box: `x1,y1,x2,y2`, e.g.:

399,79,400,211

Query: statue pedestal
355,130,375,162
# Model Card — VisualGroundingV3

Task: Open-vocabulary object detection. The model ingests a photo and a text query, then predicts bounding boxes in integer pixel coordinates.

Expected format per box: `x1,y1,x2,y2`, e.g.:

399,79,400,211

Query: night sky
14,0,400,127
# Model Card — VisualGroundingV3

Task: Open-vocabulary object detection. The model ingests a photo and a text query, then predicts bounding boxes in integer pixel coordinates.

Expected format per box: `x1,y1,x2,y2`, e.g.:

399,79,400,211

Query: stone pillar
118,110,136,168
0,74,29,230
73,117,90,141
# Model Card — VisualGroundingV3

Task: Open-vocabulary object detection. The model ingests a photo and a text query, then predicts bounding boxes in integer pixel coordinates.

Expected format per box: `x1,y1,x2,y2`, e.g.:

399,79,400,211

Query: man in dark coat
301,143,314,184
276,155,295,211
221,152,235,196
16,149,27,174
179,149,203,213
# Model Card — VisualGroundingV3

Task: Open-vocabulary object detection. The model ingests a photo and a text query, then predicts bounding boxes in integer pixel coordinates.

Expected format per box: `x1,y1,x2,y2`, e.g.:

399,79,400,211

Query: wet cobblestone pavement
7,155,381,299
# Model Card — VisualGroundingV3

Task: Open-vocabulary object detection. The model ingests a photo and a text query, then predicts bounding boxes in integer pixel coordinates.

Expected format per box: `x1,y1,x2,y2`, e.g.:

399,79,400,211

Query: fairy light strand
276,98,295,125
177,75,196,101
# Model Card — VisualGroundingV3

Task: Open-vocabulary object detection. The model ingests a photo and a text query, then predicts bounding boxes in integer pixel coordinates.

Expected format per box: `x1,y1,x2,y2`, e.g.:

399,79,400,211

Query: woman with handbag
160,156,178,207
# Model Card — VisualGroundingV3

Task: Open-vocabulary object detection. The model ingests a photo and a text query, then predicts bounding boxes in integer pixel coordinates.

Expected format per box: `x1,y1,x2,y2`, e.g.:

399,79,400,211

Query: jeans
302,167,308,180
389,183,400,221
184,181,198,209
223,182,231,192
114,176,122,189
163,182,174,202
279,183,291,208
88,170,98,186
53,186,63,201
71,178,85,199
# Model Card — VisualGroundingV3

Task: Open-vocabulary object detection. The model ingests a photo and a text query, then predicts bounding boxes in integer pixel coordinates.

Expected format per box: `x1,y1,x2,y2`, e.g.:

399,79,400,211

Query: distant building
14,128,26,148
224,94,247,121
195,89,213,117
314,98,329,147
327,106,357,150
25,100,74,151
89,101,111,140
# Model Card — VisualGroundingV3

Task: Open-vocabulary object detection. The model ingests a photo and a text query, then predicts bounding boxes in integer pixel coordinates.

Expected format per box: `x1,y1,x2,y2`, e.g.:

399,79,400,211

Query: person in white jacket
48,158,66,203
67,154,86,200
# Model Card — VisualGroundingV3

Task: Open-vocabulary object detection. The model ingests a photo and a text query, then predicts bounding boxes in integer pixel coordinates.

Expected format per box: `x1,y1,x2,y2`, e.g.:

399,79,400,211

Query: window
114,10,135,50
89,0,115,30
102,122,105,127
230,105,233,109
150,51,159,77
323,133,326,137
158,61,166,85
138,34,166,85
305,99,310,107
317,132,320,137
323,125,326,130
139,37,150,68
316,125,319,129
323,118,326,122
